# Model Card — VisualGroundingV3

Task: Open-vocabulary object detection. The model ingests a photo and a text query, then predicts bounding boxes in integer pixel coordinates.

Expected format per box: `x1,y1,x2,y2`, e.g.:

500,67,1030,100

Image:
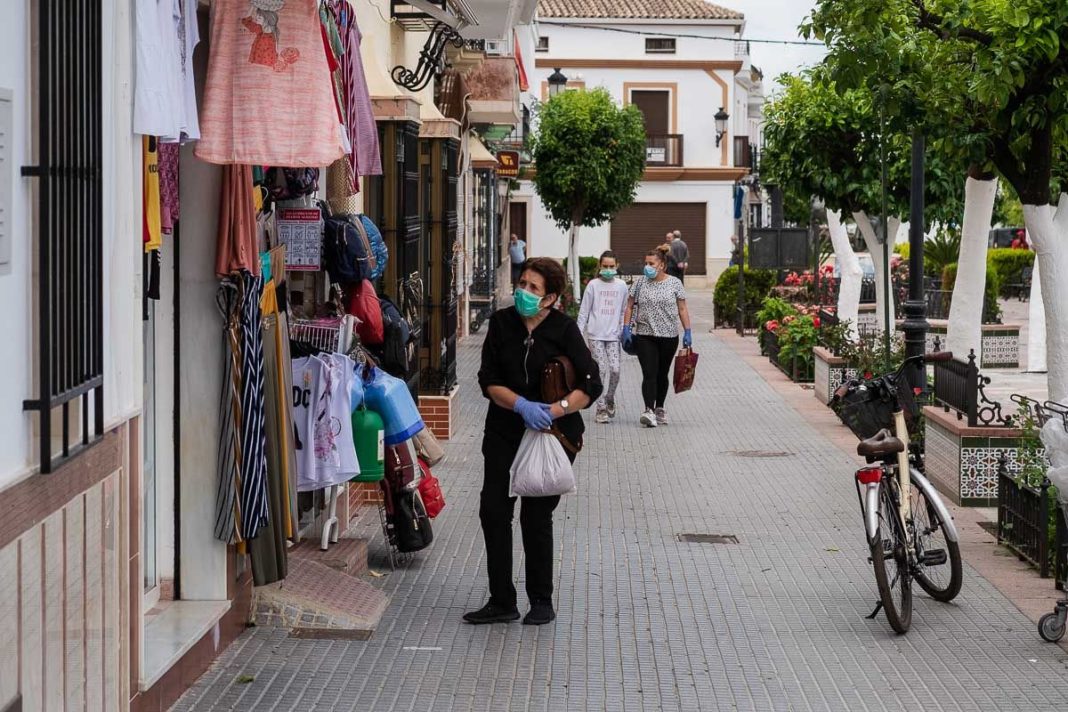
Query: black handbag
391,489,434,553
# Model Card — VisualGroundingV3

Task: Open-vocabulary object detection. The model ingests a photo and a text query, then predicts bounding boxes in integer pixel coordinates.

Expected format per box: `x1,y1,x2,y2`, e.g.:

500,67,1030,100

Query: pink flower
812,317,821,328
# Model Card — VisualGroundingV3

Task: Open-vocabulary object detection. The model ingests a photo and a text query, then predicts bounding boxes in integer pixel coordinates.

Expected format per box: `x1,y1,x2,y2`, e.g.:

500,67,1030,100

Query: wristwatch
558,399,570,413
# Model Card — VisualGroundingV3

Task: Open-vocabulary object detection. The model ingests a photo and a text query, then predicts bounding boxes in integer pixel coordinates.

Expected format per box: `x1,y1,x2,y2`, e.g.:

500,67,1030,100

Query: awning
469,136,498,170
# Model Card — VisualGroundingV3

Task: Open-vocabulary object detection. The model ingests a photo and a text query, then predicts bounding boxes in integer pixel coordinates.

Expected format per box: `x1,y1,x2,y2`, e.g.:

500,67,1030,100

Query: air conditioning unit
485,39,504,56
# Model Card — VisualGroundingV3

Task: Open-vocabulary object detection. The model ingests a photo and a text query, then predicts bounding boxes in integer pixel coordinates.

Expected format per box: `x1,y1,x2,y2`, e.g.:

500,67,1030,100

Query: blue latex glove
683,328,692,349
622,325,633,348
514,396,553,431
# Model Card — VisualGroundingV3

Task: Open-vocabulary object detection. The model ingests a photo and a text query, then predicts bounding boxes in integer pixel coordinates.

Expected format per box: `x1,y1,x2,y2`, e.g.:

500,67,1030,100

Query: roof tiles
538,0,743,21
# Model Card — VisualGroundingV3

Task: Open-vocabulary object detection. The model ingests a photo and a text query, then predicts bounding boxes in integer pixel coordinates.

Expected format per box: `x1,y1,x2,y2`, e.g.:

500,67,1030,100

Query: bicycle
832,352,964,633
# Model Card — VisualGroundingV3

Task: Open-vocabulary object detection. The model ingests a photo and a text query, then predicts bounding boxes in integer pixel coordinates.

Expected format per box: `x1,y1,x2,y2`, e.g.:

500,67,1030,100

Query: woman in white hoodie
577,251,630,423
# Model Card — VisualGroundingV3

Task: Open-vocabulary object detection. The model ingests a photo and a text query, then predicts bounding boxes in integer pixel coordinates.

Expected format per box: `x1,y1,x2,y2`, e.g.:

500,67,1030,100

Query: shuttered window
609,203,706,275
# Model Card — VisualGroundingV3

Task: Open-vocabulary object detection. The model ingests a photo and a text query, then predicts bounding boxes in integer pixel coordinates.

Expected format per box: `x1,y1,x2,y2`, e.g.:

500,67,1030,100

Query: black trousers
511,264,523,287
634,334,679,409
480,430,577,607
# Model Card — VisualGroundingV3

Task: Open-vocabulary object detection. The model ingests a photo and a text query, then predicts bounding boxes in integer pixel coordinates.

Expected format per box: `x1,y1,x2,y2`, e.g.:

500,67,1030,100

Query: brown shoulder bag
541,355,581,454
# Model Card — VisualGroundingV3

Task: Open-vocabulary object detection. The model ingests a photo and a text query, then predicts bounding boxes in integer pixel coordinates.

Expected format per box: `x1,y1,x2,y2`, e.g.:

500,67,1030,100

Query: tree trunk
827,209,862,341
853,212,898,334
568,222,581,302
946,176,997,360
1027,258,1046,373
1021,196,1068,402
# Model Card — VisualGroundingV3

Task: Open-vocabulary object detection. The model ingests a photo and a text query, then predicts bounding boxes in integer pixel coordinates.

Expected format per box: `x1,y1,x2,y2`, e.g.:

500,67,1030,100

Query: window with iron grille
21,0,104,473
536,36,549,52
645,38,676,54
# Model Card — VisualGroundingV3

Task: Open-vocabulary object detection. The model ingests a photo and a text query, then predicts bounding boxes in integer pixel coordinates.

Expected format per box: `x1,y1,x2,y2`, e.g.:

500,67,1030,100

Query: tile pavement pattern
174,299,1068,712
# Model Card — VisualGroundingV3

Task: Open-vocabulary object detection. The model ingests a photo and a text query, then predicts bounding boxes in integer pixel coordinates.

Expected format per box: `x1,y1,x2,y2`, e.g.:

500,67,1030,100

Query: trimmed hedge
562,256,602,284
988,248,1035,297
713,266,777,327
942,262,1002,324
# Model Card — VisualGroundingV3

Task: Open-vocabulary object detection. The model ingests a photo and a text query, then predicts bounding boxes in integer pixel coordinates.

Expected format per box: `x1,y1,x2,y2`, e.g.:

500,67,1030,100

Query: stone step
253,557,389,636
288,535,369,577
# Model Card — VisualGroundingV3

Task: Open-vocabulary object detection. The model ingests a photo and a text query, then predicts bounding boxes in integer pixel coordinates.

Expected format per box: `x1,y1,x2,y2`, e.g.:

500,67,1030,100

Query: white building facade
511,0,763,287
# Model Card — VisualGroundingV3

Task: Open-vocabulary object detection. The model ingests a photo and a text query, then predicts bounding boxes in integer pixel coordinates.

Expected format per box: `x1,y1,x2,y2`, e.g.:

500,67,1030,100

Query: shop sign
496,150,520,178
278,207,323,271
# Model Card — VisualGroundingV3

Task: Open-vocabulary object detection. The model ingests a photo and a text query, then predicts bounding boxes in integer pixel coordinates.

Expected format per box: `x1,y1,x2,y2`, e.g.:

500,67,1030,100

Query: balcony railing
645,134,683,167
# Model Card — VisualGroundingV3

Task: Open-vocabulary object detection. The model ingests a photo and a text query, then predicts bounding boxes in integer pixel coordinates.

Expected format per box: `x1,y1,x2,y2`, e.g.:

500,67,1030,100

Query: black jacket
478,307,603,446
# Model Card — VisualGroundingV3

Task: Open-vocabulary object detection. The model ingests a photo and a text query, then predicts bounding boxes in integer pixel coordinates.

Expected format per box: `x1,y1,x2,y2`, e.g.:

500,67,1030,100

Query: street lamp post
547,68,568,99
902,129,929,387
715,107,730,147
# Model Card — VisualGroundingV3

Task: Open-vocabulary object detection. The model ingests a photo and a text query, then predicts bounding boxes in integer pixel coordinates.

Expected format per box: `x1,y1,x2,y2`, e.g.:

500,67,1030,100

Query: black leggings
634,335,679,409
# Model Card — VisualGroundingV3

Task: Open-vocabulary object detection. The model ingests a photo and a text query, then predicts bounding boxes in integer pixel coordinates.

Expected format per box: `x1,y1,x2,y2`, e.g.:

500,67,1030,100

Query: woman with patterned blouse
622,245,692,427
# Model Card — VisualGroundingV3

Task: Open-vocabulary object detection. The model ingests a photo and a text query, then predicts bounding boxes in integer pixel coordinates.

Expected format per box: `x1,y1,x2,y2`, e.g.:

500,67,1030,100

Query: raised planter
765,331,814,384
814,346,858,405
924,405,1025,507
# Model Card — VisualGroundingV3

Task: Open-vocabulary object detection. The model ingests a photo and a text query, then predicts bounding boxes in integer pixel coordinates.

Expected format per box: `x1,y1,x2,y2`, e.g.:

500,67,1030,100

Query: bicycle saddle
857,428,905,458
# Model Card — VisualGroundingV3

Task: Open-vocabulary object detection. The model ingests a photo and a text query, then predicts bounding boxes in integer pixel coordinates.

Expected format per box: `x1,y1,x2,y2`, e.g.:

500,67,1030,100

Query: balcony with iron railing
645,134,683,167
734,136,756,169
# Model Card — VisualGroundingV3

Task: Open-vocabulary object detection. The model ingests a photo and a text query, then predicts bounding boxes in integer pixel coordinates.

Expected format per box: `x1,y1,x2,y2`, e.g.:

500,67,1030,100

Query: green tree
804,0,1068,401
531,88,646,299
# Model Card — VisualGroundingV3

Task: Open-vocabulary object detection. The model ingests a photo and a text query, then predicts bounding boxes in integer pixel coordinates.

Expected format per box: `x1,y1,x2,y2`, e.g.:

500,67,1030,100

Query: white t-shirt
292,355,360,493
577,278,630,341
320,354,360,479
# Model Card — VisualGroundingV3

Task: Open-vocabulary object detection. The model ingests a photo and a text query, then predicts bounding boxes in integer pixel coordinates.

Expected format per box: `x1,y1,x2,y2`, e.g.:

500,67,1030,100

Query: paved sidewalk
175,297,1068,712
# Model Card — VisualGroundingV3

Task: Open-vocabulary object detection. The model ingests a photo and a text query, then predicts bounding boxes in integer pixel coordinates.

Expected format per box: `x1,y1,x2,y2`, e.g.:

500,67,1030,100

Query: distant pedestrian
622,245,692,428
577,251,629,424
664,231,682,278
670,230,689,279
509,234,527,287
470,257,603,626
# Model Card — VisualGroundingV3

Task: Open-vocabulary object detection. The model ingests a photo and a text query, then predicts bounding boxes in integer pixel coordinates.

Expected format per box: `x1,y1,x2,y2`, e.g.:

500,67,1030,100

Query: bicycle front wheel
911,483,963,602
871,481,913,633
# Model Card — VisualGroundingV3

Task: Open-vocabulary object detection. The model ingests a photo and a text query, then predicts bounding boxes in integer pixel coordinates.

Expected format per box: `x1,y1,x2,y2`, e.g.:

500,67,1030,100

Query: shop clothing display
177,0,201,141
629,276,686,337
292,353,362,493
237,271,271,540
215,165,261,277
159,141,180,235
134,0,184,138
143,136,162,251
196,0,345,166
213,278,242,544
330,0,381,179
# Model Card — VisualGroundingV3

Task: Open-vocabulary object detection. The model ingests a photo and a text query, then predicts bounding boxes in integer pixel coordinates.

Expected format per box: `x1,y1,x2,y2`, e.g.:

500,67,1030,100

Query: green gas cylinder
351,407,385,482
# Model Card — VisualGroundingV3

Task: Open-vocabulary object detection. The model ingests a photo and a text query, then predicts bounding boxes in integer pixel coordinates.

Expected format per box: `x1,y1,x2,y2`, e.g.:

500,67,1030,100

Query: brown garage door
610,203,706,275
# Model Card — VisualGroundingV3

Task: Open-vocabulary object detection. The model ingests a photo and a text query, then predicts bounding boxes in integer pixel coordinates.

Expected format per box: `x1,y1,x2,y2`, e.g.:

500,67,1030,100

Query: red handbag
417,459,445,519
345,279,385,345
673,347,699,394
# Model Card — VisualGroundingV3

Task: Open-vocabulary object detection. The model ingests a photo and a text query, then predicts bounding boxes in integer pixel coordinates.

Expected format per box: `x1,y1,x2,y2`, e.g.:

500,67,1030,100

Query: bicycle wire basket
833,373,920,441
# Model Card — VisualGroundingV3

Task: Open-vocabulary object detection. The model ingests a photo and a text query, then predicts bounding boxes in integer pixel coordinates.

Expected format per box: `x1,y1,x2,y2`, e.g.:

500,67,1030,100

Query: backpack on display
358,215,389,281
265,167,319,201
390,489,434,553
323,216,374,285
344,279,385,345
377,297,412,379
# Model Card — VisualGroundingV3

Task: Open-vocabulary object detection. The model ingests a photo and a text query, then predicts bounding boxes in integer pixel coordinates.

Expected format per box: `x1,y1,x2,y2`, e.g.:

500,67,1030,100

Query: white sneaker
655,408,668,425
595,409,609,424
640,410,658,428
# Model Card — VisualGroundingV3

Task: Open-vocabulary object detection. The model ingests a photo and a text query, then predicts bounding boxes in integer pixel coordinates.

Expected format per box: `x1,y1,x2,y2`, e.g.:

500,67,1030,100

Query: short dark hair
599,250,617,262
522,257,567,299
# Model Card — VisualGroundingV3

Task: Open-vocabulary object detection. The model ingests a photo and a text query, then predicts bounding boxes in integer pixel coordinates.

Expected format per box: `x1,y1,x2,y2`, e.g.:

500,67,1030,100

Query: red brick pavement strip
717,328,1066,637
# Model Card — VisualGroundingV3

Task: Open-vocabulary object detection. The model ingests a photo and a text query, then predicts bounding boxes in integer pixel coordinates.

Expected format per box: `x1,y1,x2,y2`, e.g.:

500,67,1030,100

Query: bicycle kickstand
866,601,884,620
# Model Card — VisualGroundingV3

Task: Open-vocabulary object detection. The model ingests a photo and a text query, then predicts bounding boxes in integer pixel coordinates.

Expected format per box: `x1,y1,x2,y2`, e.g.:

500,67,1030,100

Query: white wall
538,21,739,60
0,0,33,487
0,0,142,490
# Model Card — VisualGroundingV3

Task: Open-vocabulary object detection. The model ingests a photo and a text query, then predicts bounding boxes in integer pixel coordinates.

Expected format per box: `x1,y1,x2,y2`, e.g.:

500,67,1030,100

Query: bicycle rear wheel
871,480,913,633
911,484,963,602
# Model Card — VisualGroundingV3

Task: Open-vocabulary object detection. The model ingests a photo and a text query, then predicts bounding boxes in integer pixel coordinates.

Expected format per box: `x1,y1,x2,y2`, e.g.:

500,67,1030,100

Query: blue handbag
621,280,642,356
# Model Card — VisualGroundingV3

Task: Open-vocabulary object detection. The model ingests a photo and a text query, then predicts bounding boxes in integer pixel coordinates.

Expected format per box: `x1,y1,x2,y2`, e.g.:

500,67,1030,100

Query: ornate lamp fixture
392,21,466,92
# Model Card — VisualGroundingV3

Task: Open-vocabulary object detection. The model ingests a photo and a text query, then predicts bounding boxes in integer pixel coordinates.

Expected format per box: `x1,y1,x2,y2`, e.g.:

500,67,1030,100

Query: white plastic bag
1041,420,1068,505
509,430,576,497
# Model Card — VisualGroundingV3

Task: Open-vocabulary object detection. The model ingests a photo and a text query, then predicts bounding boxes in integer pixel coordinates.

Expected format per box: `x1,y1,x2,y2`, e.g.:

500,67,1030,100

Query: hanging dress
195,0,345,166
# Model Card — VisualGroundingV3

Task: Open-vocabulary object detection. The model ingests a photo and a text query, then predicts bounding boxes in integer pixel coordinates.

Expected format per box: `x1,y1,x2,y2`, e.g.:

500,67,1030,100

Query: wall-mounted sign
496,150,520,178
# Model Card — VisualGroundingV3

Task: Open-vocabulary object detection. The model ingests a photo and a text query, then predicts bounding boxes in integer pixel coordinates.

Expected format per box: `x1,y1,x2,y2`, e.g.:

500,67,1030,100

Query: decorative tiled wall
814,349,858,405
924,408,1027,506
896,322,1020,369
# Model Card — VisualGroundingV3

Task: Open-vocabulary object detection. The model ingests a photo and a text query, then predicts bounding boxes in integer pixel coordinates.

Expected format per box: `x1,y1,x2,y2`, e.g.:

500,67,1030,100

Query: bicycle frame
857,464,959,547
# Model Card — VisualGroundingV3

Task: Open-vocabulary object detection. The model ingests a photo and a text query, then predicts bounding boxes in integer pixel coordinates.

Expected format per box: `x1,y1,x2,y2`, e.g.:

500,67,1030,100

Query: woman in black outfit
468,258,602,625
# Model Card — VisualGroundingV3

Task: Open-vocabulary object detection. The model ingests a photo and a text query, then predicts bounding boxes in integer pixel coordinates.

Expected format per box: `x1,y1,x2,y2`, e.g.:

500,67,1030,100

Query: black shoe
463,602,520,625
523,601,556,625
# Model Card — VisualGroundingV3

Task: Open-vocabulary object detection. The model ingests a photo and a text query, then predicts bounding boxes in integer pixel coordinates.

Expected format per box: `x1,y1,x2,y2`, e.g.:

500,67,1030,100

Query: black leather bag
391,490,434,553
